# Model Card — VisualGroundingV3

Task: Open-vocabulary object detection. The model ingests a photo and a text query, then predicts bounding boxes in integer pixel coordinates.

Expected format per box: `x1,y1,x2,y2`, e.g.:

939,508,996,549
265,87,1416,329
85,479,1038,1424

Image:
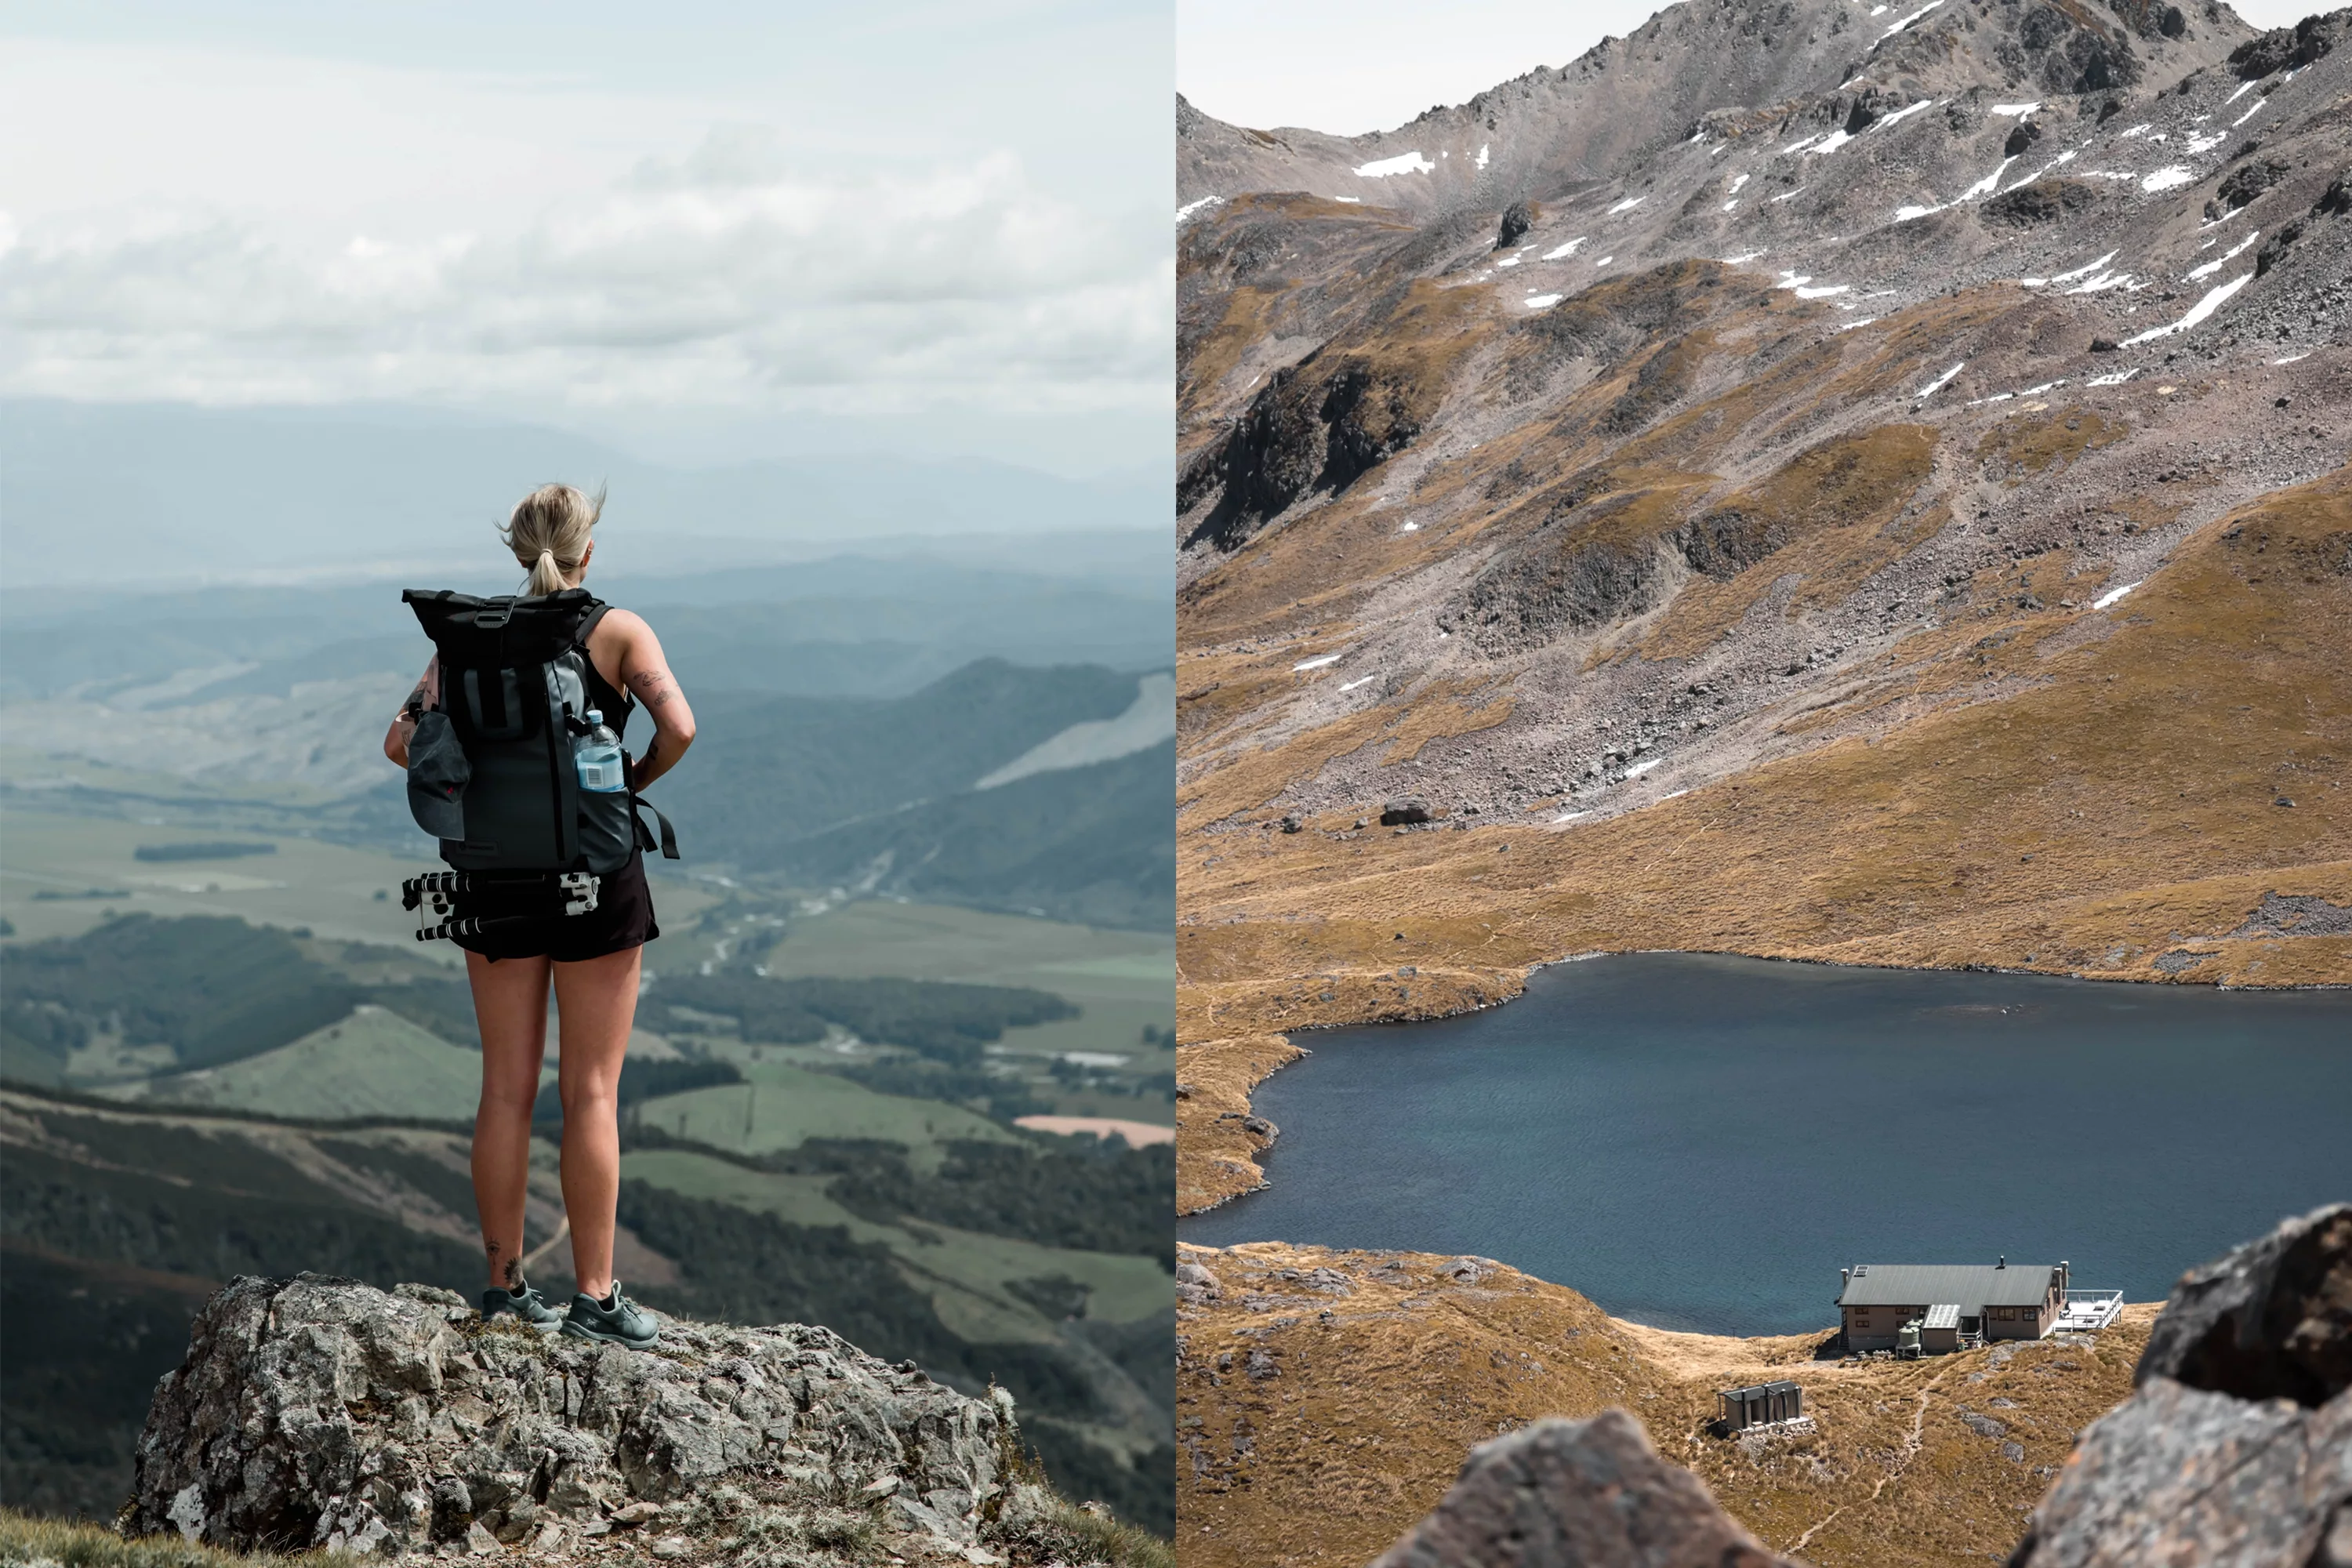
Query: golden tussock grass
1176,1243,2158,1568
1173,1035,1302,1215
1178,472,2352,1043
1179,284,1280,432
1973,405,2129,477
0,1511,363,1567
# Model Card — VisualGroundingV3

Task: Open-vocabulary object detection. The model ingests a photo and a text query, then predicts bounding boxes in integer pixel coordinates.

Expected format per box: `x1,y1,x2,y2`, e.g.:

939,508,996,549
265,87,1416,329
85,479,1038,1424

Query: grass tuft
0,1510,361,1567
1016,1501,1175,1568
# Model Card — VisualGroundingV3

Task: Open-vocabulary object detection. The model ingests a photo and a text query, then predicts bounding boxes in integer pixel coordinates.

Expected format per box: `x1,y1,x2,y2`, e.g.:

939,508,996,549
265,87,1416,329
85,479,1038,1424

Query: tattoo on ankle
486,1239,522,1291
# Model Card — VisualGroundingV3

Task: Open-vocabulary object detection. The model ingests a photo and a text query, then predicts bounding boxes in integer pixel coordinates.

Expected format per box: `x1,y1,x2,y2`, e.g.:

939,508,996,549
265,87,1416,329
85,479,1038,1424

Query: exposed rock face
1497,201,1535,249
1367,1410,1798,1568
2011,1203,2352,1566
1981,176,2102,227
2229,10,2347,79
2138,1202,2352,1406
125,1275,1065,1563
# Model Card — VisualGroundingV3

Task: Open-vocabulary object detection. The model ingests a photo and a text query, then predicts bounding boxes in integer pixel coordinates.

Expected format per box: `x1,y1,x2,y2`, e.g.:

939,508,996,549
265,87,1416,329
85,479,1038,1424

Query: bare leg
552,946,641,1301
466,950,553,1292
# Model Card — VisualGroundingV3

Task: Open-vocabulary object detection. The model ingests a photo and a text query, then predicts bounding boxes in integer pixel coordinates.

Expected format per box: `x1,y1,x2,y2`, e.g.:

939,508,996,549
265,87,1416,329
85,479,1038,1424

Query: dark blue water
1178,954,2352,1336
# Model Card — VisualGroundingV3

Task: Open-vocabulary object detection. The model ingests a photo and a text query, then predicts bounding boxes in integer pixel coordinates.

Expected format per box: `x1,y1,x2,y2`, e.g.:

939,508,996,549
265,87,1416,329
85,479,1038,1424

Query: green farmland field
619,1146,1171,1345
628,1061,1021,1162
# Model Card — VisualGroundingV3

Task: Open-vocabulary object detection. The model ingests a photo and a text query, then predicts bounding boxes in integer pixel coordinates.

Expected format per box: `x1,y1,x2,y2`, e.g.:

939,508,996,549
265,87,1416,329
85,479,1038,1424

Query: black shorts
452,852,661,964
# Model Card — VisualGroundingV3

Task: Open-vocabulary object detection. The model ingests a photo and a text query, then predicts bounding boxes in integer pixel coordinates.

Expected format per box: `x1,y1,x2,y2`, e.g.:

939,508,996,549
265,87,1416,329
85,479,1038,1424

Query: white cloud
0,41,1170,421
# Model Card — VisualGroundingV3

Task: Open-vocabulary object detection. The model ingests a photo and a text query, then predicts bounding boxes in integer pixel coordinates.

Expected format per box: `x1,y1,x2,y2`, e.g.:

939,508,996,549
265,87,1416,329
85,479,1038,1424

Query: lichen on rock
1368,1410,1798,1568
2011,1202,2352,1567
122,1274,1090,1565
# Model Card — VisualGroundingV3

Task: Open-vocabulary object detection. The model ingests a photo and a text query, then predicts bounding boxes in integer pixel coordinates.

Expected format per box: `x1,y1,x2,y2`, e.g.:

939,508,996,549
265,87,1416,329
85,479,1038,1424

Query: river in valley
1177,953,2352,1336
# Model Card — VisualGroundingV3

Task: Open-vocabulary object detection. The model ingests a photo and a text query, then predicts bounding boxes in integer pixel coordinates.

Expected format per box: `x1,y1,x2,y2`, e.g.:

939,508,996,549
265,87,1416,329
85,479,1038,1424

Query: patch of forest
627,1124,1174,1266
0,916,1090,1098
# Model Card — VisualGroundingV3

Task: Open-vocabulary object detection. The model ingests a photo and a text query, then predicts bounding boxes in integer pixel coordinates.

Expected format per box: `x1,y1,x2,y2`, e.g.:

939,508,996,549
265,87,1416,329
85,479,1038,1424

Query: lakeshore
1178,952,2352,1335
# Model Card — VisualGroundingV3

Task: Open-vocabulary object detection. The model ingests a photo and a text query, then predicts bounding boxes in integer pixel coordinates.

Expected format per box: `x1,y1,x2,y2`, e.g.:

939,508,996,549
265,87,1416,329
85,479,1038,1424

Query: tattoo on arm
628,667,677,710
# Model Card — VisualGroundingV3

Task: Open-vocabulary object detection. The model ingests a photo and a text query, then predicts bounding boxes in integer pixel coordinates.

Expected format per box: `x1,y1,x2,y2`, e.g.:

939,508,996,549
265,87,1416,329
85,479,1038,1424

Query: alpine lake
1177,953,2352,1335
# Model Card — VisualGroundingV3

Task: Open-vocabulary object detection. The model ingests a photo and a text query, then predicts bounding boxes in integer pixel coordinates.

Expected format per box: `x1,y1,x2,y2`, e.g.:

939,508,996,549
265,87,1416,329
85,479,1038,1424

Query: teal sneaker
479,1280,564,1334
561,1282,659,1350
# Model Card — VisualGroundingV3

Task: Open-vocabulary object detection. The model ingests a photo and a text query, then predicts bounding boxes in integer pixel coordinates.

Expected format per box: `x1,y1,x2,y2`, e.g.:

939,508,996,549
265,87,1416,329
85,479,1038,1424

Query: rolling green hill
2,914,358,1077
662,658,1134,842
779,741,1176,931
125,1005,485,1121
0,884,1172,1536
628,1062,1019,1159
655,660,1173,929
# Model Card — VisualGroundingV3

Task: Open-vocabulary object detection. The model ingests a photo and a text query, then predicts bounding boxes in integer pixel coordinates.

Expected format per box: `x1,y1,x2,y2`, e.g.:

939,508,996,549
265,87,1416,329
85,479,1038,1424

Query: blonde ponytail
502,483,602,597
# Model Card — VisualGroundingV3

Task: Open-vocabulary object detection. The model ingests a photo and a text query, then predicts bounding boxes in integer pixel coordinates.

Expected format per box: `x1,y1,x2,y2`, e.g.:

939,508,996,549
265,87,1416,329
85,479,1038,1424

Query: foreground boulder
125,1275,1084,1564
2011,1203,2352,1567
1367,1410,1798,1568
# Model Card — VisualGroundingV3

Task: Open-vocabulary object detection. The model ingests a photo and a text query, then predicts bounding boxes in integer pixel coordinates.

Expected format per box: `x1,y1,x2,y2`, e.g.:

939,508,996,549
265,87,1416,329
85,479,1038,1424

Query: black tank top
581,606,633,742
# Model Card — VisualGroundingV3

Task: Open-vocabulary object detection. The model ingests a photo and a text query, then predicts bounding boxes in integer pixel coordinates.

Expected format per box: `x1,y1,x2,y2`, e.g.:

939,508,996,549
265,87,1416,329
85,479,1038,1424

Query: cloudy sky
0,1,1171,474
1181,0,2318,136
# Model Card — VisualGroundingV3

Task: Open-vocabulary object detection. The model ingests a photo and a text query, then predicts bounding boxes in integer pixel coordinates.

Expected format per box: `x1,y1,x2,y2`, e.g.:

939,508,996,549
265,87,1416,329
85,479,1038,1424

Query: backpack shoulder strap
575,600,613,646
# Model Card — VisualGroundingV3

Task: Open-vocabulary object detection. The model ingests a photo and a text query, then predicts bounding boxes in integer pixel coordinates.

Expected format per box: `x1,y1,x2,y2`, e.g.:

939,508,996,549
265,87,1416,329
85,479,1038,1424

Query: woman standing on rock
383,483,695,1350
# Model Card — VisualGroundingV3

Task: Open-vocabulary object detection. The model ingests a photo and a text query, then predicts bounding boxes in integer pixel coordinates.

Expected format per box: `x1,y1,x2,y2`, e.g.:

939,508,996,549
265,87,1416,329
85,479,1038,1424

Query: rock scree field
1176,0,2352,1096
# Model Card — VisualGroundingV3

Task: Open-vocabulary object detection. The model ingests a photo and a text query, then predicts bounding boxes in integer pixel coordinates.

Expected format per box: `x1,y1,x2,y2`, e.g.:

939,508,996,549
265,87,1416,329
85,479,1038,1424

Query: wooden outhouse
1718,1380,1802,1431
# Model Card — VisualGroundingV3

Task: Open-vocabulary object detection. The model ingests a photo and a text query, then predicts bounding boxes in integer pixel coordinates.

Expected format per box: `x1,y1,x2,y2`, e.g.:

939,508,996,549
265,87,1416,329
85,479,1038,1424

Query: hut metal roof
1838,1264,2058,1311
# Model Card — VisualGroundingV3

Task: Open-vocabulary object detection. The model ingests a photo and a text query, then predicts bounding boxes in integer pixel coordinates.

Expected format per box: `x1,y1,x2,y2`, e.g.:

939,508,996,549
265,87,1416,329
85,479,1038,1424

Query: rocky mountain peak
1178,0,2256,215
124,1274,1125,1566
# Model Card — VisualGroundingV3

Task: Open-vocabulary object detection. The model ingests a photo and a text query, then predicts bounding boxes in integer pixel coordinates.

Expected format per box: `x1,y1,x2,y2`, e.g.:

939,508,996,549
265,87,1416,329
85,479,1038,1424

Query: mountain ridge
0,399,1167,590
1174,0,2352,1042
1179,0,2257,215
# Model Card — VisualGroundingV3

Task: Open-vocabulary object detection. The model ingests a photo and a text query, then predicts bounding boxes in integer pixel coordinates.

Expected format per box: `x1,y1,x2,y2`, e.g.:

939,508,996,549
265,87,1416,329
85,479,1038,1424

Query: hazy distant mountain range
0,399,1167,589
3,535,1174,927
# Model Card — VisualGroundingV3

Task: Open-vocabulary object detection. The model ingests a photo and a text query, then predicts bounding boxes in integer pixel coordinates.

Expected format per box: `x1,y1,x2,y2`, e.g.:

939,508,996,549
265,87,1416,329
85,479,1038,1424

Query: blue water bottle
575,710,626,793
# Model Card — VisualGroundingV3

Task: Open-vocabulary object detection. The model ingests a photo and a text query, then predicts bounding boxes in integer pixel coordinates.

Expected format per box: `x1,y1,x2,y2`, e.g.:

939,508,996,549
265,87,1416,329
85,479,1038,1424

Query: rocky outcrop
1367,1410,1798,1568
123,1274,1087,1565
2228,8,2347,79
1497,201,1536,250
2010,1203,2352,1566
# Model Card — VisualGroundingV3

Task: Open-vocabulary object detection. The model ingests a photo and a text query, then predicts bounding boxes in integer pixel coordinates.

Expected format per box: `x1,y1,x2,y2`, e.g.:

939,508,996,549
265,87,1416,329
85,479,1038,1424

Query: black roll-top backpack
400,590,677,916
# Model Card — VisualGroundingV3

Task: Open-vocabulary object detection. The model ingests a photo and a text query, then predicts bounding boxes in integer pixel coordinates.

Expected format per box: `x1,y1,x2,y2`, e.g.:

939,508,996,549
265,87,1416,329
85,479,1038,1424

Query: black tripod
401,870,600,942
